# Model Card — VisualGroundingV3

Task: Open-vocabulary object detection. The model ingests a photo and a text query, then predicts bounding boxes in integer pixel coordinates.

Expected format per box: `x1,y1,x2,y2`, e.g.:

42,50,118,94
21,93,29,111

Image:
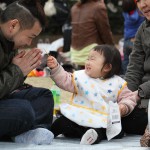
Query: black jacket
0,31,24,99
125,20,150,99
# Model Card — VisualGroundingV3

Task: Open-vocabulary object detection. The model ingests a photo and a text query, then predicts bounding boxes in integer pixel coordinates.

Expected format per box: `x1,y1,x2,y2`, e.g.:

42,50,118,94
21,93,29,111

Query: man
0,0,54,145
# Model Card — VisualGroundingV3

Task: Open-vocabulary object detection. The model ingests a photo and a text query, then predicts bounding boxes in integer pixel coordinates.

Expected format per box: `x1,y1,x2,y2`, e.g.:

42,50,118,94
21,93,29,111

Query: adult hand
12,48,42,76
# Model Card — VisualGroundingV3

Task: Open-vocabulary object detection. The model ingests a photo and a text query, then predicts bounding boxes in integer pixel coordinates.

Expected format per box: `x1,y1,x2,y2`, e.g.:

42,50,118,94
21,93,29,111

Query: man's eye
28,37,34,39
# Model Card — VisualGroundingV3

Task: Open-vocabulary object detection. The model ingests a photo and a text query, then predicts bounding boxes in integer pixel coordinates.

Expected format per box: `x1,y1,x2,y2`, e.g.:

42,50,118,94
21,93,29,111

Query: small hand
12,48,42,76
47,56,58,69
119,104,127,117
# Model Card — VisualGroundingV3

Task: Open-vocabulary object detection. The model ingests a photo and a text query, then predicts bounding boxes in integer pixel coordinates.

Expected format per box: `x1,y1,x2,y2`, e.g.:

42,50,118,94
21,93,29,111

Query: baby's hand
47,56,58,69
119,104,127,117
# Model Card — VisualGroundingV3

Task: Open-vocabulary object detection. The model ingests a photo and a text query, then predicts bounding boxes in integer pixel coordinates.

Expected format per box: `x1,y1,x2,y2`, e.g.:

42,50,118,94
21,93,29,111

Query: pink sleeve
49,64,75,93
117,86,140,116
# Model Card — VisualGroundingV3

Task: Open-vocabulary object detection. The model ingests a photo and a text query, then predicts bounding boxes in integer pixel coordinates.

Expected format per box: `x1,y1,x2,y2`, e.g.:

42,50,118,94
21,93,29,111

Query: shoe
14,128,54,145
80,129,98,145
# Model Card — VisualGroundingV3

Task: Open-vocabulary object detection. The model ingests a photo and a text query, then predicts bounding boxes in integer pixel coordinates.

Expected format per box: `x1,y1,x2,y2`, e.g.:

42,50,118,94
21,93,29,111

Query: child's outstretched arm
47,56,75,93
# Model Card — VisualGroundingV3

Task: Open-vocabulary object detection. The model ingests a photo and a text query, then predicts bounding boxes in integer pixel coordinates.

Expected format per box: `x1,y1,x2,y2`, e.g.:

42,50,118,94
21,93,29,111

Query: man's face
12,21,42,49
136,0,150,20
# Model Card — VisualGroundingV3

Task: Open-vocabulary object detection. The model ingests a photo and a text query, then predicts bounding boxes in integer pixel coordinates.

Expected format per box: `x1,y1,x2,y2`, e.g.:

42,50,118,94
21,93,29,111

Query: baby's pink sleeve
118,86,140,116
50,64,75,93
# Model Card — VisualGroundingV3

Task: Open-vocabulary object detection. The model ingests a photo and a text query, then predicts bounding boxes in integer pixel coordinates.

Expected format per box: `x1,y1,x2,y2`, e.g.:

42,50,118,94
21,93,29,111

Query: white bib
60,70,126,128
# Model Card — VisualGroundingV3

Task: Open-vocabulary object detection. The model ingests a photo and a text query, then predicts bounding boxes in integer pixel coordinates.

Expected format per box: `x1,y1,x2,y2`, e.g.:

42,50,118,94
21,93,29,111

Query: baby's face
85,50,105,78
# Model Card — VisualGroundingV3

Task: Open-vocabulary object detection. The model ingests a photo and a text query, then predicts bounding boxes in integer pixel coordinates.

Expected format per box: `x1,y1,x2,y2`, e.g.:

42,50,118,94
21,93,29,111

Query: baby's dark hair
0,0,47,30
93,45,122,79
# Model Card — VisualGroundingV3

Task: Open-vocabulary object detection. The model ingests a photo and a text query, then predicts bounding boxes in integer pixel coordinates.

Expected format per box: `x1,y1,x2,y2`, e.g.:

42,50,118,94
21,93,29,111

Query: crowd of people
0,0,150,148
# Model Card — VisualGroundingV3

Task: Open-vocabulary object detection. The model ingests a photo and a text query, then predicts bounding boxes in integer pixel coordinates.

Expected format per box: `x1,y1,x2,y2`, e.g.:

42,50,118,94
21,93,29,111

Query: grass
25,77,72,104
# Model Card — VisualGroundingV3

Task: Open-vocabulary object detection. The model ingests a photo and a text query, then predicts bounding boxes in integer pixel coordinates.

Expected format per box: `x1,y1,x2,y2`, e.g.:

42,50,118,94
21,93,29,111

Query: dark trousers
0,87,54,139
121,106,148,135
51,116,124,144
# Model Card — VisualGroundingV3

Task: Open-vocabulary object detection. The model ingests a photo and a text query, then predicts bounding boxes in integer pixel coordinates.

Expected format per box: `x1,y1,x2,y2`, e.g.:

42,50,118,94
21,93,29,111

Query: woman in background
70,0,114,70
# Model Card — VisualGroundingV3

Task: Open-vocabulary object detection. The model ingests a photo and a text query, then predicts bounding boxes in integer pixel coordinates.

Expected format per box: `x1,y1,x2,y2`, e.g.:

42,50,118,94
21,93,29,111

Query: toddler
47,45,139,145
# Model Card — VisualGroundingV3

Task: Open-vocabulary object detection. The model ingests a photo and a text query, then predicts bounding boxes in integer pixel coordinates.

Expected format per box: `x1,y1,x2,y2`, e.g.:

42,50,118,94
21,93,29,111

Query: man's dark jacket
0,31,24,99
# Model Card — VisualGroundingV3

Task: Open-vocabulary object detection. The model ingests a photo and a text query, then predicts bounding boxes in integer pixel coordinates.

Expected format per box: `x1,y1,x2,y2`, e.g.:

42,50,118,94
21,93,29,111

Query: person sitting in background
70,0,114,70
47,44,139,145
122,0,144,74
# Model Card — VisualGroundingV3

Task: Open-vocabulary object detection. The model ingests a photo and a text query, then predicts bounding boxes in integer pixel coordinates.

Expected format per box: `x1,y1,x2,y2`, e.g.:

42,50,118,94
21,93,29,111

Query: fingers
30,52,42,67
119,104,127,116
24,48,42,62
47,55,54,60
24,56,42,75
47,56,54,64
12,48,43,76
30,60,41,71
47,56,57,69
15,50,26,58
25,49,42,66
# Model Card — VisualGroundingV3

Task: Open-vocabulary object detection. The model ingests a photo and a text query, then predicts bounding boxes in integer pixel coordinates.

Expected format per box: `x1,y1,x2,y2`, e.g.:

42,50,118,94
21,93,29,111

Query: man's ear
9,19,20,33
103,64,112,73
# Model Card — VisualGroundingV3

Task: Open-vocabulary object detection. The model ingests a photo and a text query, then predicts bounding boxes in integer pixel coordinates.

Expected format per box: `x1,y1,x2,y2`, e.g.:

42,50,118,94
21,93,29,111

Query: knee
3,100,36,136
16,100,35,125
41,89,54,109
